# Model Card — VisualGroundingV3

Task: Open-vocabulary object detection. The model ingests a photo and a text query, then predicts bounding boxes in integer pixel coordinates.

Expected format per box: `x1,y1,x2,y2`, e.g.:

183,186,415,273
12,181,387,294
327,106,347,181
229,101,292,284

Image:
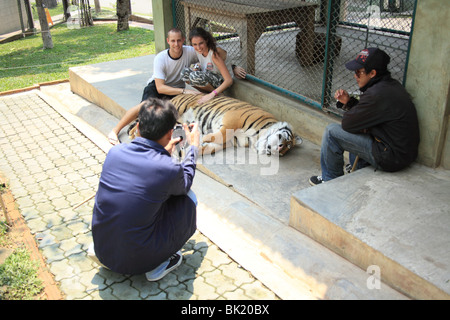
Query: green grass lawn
0,22,155,92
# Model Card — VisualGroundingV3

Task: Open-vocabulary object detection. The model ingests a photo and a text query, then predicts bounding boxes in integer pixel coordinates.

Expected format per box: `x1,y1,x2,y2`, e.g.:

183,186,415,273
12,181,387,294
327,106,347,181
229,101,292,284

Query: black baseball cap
345,48,390,72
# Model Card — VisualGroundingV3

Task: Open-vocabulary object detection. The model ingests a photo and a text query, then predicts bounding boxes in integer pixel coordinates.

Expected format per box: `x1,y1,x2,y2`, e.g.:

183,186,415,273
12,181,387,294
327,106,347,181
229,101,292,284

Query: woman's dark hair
189,27,217,53
138,98,178,141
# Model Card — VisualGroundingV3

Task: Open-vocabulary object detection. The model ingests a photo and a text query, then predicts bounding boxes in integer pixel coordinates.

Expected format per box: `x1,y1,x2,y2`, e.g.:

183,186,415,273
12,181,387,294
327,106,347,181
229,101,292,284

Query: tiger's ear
295,135,303,145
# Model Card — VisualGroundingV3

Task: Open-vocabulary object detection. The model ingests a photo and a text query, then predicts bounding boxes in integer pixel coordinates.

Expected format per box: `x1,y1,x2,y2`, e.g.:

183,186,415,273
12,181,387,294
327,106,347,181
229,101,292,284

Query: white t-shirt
147,46,198,88
196,49,220,74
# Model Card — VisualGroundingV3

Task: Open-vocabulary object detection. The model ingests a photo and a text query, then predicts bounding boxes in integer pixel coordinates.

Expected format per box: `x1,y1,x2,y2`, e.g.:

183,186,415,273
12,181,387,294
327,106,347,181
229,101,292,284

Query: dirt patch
0,176,63,300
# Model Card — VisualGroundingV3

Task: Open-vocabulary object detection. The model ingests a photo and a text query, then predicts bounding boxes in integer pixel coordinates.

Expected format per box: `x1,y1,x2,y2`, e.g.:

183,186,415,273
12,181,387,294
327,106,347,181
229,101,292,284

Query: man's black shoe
309,175,325,186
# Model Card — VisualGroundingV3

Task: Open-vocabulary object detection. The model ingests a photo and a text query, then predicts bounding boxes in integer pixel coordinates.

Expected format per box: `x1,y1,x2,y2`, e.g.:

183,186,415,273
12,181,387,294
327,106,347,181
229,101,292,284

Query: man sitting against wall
309,47,420,185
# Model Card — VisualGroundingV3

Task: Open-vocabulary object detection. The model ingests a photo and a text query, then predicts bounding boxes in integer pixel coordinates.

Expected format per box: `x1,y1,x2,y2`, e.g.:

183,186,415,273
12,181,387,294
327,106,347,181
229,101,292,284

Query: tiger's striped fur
170,94,302,155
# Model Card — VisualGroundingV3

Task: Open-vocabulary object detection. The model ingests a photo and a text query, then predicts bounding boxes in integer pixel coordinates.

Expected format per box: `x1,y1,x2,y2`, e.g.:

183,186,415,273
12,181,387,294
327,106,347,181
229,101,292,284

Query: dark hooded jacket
340,73,420,172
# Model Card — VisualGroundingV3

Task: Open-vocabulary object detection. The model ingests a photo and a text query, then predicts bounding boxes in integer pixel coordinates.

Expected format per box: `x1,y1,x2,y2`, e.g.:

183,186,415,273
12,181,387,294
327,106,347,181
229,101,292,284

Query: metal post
321,0,341,110
16,0,26,36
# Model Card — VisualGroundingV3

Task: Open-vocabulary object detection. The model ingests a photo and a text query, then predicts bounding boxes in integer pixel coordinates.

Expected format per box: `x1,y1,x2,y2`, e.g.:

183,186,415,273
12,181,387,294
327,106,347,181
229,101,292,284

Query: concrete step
290,166,450,300
192,167,407,299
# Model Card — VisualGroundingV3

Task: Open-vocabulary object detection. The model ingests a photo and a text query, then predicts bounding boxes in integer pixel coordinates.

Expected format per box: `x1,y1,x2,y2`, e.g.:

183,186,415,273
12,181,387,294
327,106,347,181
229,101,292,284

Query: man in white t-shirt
108,28,200,144
143,28,200,101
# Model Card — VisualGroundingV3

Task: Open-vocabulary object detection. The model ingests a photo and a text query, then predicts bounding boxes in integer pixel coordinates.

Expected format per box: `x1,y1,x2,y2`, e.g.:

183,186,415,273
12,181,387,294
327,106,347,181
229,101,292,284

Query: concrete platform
290,165,450,300
69,55,152,120
66,55,448,299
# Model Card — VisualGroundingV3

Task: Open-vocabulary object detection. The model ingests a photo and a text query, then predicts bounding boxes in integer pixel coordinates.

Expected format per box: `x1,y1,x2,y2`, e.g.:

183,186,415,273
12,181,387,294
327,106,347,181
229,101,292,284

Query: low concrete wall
0,0,29,35
69,68,126,120
227,78,339,146
405,0,450,168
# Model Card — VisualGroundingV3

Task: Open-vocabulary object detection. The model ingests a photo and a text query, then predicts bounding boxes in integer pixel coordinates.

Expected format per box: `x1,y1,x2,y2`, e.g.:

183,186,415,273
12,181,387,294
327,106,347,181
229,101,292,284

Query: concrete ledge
289,165,450,300
69,55,154,119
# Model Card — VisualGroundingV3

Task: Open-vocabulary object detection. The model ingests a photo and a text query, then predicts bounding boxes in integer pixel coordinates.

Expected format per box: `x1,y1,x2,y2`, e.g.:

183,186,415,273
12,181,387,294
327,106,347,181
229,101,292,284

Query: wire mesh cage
173,0,416,114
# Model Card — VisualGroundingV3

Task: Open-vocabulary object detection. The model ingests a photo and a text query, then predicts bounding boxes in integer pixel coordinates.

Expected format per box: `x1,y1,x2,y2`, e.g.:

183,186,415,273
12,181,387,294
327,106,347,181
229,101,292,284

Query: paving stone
145,291,167,300
40,243,65,263
79,268,108,293
26,217,47,233
67,220,90,236
221,262,254,286
240,281,279,300
110,279,141,300
166,282,192,300
60,238,83,257
35,202,55,215
59,277,89,300
203,269,237,296
222,288,253,300
50,259,76,281
206,246,234,268
191,276,221,300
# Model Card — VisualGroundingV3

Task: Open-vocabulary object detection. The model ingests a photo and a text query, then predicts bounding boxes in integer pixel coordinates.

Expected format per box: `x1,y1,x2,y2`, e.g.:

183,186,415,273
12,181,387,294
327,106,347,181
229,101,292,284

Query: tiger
170,93,302,156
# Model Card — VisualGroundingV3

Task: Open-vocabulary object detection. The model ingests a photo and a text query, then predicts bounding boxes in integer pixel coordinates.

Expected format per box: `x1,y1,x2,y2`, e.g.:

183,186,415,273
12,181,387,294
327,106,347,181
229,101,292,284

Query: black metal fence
173,0,416,114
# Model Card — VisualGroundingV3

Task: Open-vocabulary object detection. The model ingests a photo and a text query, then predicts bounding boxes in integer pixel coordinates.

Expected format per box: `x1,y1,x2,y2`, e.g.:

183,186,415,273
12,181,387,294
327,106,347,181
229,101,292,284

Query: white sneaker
145,251,182,281
87,243,110,269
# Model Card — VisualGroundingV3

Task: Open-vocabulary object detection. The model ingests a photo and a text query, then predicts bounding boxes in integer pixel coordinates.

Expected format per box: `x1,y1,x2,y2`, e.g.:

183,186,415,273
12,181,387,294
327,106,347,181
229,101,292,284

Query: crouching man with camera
91,98,200,281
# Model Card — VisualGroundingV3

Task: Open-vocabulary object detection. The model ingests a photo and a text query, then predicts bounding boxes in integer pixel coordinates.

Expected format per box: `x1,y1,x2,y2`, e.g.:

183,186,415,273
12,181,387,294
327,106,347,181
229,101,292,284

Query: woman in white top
182,27,233,104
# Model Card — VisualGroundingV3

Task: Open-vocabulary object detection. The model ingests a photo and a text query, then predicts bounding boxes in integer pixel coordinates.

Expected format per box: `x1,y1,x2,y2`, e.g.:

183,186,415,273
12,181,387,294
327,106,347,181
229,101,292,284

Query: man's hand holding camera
186,122,200,148
166,122,200,154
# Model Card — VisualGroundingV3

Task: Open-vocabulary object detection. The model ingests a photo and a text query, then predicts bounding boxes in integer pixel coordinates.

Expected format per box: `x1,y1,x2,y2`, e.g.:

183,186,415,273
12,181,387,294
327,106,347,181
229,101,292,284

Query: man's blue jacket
92,137,198,275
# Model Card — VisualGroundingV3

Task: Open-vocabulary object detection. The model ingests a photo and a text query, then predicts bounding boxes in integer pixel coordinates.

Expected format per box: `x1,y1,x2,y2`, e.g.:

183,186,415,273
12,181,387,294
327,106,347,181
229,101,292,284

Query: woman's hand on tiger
184,89,201,95
197,92,215,105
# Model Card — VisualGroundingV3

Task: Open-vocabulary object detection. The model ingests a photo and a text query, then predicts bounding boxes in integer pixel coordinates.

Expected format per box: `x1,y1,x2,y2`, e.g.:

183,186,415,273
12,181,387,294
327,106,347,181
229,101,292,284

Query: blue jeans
187,190,198,206
320,123,378,181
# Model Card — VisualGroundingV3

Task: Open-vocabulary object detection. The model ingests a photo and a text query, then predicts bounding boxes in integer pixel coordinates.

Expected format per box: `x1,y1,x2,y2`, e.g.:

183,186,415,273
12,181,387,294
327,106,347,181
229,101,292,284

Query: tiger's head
255,122,302,156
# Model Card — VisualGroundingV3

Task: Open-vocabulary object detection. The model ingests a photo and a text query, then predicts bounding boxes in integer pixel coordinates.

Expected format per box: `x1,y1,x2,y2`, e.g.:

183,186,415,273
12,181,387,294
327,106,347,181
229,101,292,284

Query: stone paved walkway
0,91,279,300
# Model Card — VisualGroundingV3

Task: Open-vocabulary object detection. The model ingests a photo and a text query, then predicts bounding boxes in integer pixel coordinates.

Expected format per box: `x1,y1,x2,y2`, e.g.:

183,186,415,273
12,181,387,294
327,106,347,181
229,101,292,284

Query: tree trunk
116,0,131,31
94,0,101,14
61,0,71,21
79,0,93,27
44,0,58,9
35,0,53,49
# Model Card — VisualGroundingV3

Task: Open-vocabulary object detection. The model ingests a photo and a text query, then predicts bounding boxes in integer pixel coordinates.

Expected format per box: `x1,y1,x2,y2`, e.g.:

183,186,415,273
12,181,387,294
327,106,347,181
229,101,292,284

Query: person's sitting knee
325,122,342,136
187,190,197,206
